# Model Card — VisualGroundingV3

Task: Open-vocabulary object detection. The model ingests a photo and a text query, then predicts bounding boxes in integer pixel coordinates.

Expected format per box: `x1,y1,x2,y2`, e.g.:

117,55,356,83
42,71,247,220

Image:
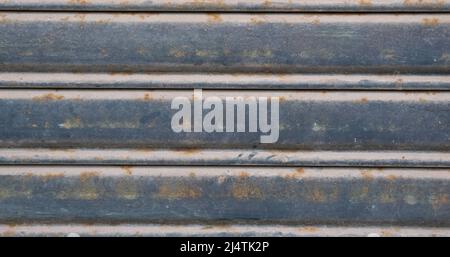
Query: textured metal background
1,0,450,12
0,1,449,237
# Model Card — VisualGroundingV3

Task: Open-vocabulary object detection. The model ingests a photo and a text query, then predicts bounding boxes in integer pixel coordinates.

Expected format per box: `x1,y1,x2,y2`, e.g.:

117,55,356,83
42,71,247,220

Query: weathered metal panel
0,166,448,225
0,2,449,238
0,73,449,90
1,0,450,12
1,224,450,237
0,13,449,74
0,90,448,151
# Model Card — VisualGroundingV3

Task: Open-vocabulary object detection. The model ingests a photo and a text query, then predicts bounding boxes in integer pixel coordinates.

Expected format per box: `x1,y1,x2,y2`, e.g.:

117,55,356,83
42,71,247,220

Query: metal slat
0,90,448,151
1,224,450,237
0,73,449,90
0,13,449,74
0,166,448,225
1,0,450,12
1,149,449,167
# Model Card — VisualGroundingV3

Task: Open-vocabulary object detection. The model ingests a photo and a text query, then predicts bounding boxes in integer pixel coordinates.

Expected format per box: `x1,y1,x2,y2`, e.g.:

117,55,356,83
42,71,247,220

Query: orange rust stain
306,188,328,203
157,183,202,200
395,78,404,88
231,182,263,200
386,175,397,181
285,168,305,180
74,13,87,26
207,14,223,23
121,166,133,175
109,71,133,76
430,193,448,211
360,170,374,181
179,148,201,155
137,148,152,153
2,229,16,237
284,173,298,180
380,192,396,203
32,93,64,101
68,0,90,4
250,17,265,25
358,0,372,6
262,0,272,6
359,97,369,104
189,172,196,177
79,172,99,182
143,93,152,101
95,19,110,25
115,179,138,200
404,0,445,7
40,173,65,182
422,18,439,26
238,172,250,178
311,18,321,25
137,14,149,20
381,230,394,237
300,226,319,233
296,168,305,175
350,186,370,202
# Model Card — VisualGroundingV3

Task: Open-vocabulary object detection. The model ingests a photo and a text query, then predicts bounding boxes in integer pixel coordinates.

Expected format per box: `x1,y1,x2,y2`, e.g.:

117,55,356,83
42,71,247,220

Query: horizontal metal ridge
1,73,449,90
0,166,448,225
0,13,449,74
0,90,448,151
1,149,449,167
1,0,450,12
1,224,449,237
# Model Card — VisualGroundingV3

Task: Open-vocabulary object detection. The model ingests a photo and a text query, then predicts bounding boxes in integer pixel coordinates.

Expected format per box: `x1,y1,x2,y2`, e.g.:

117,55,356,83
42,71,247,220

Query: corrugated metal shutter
0,1,449,237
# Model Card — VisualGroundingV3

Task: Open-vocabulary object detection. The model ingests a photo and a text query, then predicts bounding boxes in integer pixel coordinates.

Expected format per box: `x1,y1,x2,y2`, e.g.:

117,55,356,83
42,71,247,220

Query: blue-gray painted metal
0,90,448,151
0,13,449,74
0,167,448,226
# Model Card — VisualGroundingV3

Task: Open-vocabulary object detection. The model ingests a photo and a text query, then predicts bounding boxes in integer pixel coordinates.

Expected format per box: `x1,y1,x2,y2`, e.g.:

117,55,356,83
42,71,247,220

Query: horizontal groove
1,0,450,12
0,90,448,151
0,13,449,74
0,149,449,167
0,73,449,90
0,224,449,237
0,166,448,225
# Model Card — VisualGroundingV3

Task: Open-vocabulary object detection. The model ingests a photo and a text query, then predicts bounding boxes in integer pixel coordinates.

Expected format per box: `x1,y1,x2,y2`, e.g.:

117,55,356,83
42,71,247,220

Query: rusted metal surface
0,73,449,90
0,90,448,151
1,149,449,167
1,0,450,12
0,13,449,74
1,224,450,237
0,166,448,225
0,2,449,238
